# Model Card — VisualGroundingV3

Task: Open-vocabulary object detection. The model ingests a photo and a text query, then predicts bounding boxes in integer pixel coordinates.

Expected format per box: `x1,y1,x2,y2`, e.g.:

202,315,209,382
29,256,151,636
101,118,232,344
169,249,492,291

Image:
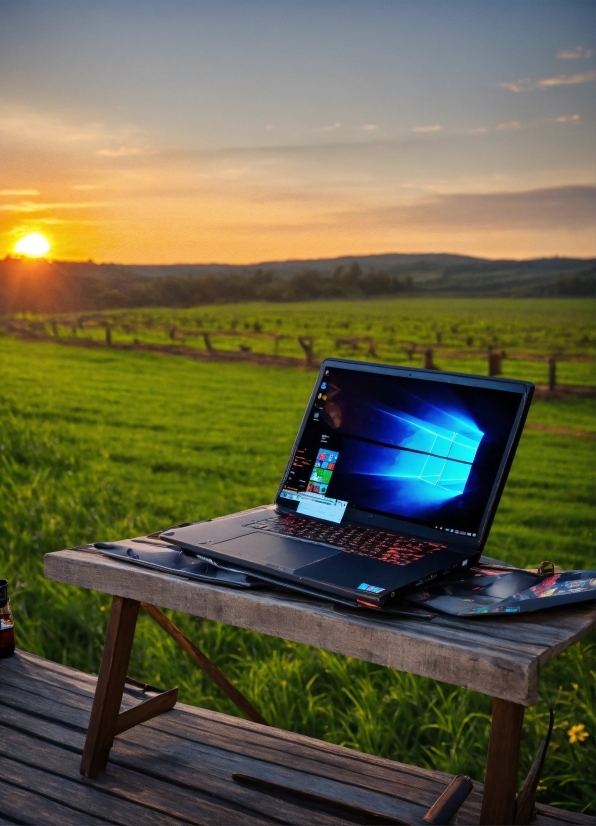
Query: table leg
480,697,525,825
80,596,140,777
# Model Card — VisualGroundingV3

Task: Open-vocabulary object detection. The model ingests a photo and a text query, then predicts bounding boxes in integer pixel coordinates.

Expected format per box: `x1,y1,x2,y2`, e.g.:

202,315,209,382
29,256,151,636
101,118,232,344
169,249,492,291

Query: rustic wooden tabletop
45,546,595,707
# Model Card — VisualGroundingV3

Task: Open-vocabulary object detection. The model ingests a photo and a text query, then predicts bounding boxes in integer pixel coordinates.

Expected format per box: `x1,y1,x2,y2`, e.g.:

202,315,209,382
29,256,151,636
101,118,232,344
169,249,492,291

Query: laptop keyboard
247,513,447,566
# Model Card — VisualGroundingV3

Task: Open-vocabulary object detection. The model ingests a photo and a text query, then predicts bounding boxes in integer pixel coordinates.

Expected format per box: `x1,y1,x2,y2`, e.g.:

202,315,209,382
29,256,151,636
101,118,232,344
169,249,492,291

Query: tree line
0,255,592,315
0,259,413,314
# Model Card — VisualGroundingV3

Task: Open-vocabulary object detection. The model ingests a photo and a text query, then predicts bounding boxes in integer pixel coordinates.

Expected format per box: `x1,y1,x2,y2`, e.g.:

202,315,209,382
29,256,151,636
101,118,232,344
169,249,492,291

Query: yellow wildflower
567,724,589,744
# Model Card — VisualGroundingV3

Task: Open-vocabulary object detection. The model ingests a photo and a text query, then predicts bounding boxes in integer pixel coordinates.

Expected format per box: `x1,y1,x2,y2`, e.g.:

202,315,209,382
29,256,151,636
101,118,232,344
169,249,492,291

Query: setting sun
14,233,51,258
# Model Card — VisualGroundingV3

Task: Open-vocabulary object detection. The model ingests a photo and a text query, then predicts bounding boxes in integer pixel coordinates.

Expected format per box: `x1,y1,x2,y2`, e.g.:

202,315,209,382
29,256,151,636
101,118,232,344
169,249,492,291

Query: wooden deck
0,651,593,826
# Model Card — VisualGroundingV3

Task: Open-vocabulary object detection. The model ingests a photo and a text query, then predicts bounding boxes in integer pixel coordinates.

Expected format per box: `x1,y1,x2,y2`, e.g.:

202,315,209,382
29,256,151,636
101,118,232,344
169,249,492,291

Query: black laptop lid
275,359,533,551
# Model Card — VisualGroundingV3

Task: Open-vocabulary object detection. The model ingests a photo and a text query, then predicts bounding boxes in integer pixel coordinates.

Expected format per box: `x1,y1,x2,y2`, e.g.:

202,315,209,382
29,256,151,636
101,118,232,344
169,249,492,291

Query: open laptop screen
277,362,529,541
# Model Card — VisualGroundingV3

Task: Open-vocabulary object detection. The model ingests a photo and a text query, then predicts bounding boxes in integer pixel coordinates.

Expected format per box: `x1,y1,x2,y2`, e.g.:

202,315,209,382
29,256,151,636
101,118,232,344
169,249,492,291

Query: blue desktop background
318,369,523,533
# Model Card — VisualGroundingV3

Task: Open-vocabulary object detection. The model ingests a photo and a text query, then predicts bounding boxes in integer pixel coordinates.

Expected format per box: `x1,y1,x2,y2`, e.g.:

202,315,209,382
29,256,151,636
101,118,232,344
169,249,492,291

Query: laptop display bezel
275,357,534,552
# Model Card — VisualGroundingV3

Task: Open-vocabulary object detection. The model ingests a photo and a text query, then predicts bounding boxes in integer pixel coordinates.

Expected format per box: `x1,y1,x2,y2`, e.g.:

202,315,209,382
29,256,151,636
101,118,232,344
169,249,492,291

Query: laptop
162,358,534,608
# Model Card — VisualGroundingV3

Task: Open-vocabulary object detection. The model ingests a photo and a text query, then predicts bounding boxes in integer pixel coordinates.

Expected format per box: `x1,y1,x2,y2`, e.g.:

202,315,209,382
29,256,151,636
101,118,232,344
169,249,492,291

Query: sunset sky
0,0,594,263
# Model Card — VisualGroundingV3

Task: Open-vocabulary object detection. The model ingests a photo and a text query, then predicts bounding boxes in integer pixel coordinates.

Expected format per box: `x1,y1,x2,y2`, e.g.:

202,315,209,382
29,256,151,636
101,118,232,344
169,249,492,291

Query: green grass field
16,297,596,387
1,299,594,812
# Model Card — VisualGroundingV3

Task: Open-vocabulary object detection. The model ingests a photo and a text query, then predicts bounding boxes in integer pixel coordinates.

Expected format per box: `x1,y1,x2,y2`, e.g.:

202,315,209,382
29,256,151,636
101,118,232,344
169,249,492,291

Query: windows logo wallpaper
319,369,521,533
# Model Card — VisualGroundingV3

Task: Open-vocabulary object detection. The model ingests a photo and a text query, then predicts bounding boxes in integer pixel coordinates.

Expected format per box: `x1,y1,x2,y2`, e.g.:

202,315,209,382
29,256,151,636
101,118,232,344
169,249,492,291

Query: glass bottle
0,579,15,659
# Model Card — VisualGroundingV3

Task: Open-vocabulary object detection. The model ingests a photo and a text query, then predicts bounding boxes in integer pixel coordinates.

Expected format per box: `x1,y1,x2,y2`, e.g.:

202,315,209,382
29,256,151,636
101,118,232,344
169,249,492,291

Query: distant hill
123,253,481,279
0,253,593,314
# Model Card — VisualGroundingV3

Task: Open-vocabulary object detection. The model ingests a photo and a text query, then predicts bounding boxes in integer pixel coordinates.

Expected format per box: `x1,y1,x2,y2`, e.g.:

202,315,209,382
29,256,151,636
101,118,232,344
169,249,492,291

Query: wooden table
45,541,595,826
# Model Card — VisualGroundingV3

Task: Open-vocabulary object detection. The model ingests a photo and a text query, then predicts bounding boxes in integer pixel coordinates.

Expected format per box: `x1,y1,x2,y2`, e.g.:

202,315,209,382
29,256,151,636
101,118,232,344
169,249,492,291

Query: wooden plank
0,725,302,826
0,774,113,826
45,550,596,704
80,595,140,777
0,738,192,826
480,699,526,825
2,648,141,701
534,804,596,826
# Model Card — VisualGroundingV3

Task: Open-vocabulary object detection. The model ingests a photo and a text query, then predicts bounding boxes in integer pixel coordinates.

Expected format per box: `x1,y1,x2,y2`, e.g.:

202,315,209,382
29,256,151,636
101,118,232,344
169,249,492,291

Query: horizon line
4,251,595,267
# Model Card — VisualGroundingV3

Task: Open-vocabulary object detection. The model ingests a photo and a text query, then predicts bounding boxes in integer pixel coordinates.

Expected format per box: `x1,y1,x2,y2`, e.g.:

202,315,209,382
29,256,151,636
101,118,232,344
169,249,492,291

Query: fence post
488,348,502,376
202,333,214,353
424,348,435,370
105,326,112,346
298,336,316,368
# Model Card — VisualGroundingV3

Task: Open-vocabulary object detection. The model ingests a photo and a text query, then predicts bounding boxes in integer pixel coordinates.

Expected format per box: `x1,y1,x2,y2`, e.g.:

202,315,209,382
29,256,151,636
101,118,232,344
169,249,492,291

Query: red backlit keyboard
247,513,446,566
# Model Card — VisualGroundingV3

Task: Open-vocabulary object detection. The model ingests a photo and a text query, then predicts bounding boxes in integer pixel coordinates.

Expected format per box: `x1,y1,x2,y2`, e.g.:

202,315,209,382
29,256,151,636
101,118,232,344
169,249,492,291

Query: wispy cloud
362,124,378,131
358,185,596,231
536,70,596,88
96,146,154,157
0,108,130,145
0,201,109,212
500,70,596,92
319,122,342,132
499,78,535,92
0,188,39,196
412,124,442,133
558,46,594,60
470,115,580,135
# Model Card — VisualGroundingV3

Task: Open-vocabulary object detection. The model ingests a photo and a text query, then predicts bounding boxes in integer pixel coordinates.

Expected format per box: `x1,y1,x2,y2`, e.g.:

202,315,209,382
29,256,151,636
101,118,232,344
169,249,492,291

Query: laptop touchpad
212,533,339,572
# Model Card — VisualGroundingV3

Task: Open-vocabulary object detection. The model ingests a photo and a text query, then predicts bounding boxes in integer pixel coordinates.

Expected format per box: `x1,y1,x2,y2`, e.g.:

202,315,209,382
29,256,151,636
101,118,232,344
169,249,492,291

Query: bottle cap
0,580,8,608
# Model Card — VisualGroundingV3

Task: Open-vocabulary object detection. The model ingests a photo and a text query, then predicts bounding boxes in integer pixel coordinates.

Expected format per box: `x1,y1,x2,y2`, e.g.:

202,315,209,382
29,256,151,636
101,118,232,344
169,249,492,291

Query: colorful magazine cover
406,565,596,616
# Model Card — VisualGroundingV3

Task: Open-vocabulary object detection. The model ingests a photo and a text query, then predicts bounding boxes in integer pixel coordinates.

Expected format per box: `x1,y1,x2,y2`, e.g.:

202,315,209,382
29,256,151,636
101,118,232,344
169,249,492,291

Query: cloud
412,124,442,133
557,114,581,123
362,124,378,131
319,122,342,132
96,146,154,157
0,107,131,145
363,185,596,231
468,127,488,134
499,78,534,93
496,121,522,130
500,70,596,92
0,189,39,196
536,71,596,88
558,46,594,60
0,200,109,212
